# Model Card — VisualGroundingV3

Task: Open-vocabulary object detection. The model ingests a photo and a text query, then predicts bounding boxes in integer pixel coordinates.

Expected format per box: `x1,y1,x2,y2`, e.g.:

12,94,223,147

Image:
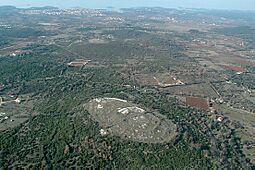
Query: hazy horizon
0,0,255,10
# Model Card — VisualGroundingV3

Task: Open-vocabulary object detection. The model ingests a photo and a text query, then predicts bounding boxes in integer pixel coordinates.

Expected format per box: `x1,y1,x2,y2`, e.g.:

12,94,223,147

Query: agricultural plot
175,70,227,84
185,96,210,110
88,38,109,44
221,65,246,72
67,59,90,67
135,73,184,87
163,83,219,98
197,58,223,71
213,82,255,112
84,97,177,143
135,74,158,86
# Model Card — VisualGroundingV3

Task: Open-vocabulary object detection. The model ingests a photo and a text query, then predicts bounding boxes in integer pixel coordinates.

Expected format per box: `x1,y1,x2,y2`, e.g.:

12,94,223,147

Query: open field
213,81,255,112
67,59,90,67
185,96,210,110
222,65,246,72
88,38,109,44
163,83,219,98
135,73,184,87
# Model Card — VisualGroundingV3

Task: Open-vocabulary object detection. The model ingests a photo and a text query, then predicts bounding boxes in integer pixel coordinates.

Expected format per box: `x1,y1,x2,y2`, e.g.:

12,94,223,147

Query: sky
0,0,255,10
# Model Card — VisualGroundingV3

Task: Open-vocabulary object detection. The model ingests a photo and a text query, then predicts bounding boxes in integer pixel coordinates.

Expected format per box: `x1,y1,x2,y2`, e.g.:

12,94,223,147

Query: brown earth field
222,65,246,72
185,96,210,110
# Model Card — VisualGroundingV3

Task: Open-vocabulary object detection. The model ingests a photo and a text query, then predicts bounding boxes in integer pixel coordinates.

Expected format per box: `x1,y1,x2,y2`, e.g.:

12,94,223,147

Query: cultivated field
135,73,184,87
185,96,209,110
163,83,219,98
